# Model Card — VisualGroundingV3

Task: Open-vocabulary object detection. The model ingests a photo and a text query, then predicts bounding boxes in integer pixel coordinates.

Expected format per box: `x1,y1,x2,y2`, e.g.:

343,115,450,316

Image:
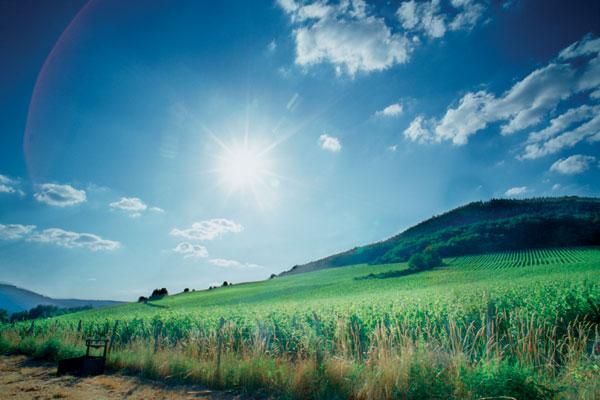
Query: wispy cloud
318,134,341,152
402,34,600,158
375,102,403,117
550,155,596,175
0,224,36,240
170,219,243,241
28,228,120,251
504,186,528,197
109,197,164,218
0,223,120,251
173,242,209,258
34,183,86,207
397,0,485,39
0,174,24,196
209,258,262,269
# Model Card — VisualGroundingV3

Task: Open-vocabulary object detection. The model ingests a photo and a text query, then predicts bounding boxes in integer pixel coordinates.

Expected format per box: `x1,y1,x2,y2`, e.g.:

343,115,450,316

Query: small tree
138,296,148,303
0,308,8,324
149,288,168,300
183,288,189,293
408,247,442,272
222,281,229,287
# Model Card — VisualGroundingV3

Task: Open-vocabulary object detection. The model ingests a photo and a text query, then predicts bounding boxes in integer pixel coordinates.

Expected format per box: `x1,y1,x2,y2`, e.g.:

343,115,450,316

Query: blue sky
0,0,599,300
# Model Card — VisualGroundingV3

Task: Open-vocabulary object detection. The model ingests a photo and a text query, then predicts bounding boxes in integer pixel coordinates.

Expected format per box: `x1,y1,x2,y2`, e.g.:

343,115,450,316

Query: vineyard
1,247,600,399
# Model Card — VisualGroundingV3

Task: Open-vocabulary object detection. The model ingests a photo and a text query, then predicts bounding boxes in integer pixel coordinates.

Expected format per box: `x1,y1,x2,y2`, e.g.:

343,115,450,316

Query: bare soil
0,355,241,400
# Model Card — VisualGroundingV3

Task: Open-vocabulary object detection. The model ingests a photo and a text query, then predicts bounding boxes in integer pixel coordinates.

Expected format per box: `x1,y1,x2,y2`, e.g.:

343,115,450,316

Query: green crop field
2,247,600,399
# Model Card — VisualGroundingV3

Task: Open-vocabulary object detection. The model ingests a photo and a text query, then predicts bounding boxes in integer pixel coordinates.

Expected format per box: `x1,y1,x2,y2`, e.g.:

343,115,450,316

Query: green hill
2,248,599,398
0,283,123,314
281,196,600,276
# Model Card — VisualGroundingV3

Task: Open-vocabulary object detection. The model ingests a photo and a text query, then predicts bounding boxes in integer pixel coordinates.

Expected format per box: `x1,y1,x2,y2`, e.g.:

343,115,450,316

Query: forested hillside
282,197,600,275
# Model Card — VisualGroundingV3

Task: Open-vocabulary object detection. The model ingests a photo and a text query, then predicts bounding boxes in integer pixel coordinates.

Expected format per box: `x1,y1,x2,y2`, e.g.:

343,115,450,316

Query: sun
218,144,268,191
207,129,283,209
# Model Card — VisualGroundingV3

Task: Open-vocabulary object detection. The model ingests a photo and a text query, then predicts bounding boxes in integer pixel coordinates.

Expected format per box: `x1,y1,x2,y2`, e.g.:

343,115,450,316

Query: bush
149,288,168,300
34,339,62,360
462,361,555,399
0,309,8,324
138,296,148,303
408,247,442,271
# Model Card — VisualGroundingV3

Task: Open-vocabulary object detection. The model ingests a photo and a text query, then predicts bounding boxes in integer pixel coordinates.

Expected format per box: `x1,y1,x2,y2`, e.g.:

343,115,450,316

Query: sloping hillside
0,283,123,314
281,196,600,276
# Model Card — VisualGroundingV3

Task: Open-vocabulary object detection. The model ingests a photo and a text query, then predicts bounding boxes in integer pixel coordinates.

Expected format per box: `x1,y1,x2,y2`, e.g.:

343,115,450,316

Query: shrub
34,339,62,361
149,288,168,300
408,247,442,271
0,309,8,324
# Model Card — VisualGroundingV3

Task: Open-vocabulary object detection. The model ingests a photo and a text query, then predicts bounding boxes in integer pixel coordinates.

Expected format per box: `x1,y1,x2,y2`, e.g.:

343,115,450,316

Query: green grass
2,247,600,399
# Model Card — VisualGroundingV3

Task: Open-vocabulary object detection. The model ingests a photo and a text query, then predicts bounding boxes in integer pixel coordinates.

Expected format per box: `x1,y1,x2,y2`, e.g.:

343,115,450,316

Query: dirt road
0,355,240,400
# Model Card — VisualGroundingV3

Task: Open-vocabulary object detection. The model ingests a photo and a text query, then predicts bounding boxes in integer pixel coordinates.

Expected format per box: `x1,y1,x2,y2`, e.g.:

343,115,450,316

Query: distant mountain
0,283,124,314
282,196,600,276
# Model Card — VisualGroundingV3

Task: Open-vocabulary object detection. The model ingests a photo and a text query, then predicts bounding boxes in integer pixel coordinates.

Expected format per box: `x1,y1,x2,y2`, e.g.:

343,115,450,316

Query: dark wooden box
57,355,106,376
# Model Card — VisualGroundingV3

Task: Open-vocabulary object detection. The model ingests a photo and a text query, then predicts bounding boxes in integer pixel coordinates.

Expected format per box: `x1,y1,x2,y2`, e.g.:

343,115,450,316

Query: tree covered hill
0,283,123,314
281,196,600,276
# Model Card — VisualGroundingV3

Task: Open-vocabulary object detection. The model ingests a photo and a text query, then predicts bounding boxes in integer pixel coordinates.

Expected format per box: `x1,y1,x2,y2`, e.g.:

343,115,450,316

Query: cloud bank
277,0,487,76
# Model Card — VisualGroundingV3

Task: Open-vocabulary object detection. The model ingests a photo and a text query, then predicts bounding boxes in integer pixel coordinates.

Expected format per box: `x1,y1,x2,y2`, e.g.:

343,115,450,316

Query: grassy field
2,247,600,399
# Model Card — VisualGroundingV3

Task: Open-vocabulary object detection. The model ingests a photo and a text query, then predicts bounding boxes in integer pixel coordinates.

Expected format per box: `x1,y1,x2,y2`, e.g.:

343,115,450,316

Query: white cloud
0,175,24,195
549,154,596,175
34,183,86,207
110,197,146,217
173,242,208,258
109,197,164,217
552,183,561,191
267,39,277,52
403,116,435,144
404,34,600,157
318,134,342,152
388,144,398,152
397,0,446,39
526,104,599,144
170,219,243,241
397,0,485,39
559,35,600,60
448,0,486,31
0,224,36,240
28,228,120,251
492,63,576,135
279,0,412,76
278,1,487,76
435,91,494,145
522,112,600,159
209,258,262,269
375,102,403,117
504,186,528,197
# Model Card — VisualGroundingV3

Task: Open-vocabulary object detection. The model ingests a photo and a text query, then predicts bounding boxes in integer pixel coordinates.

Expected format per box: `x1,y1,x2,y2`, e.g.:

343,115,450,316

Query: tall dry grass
1,308,599,399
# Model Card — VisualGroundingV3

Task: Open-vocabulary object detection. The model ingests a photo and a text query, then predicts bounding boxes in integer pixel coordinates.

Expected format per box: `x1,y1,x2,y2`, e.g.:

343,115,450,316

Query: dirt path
0,355,241,400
